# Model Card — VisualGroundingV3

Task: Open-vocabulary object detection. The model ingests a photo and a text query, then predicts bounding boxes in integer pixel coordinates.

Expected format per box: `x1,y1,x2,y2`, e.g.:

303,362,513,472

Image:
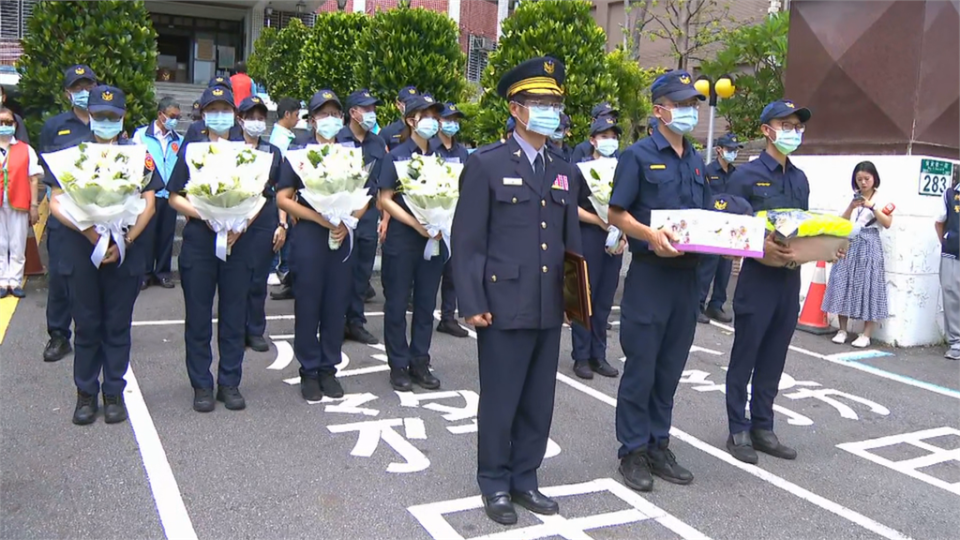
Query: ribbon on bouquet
605,225,622,252
209,217,252,261
423,223,451,261
322,211,359,262
91,221,127,268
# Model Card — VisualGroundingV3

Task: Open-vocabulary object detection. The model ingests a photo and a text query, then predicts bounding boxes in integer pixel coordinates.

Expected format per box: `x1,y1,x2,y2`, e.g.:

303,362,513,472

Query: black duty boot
619,450,653,492
410,359,440,390
193,388,216,412
727,431,759,464
102,394,128,424
72,391,98,425
647,440,694,485
390,368,413,392
573,360,594,379
300,375,323,402
216,386,246,411
44,335,72,363
320,373,344,398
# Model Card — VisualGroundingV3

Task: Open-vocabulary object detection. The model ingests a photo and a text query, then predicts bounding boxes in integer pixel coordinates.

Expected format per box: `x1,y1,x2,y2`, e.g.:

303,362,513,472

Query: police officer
452,56,582,525
724,100,813,464
500,117,515,144
608,70,710,492
167,86,262,413
569,102,619,163
46,86,160,424
184,77,242,143
547,113,572,162
697,132,743,324
39,64,98,363
646,116,657,138
380,86,419,151
570,115,625,380
237,96,284,353
133,96,184,291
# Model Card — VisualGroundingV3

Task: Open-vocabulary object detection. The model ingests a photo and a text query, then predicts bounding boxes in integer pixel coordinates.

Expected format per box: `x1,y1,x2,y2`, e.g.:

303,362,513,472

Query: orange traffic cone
23,226,44,276
797,260,831,334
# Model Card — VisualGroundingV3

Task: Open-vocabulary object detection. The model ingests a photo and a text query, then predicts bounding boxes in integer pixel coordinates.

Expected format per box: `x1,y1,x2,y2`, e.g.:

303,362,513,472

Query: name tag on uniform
649,164,666,170
502,177,522,186
756,182,771,187
58,129,71,136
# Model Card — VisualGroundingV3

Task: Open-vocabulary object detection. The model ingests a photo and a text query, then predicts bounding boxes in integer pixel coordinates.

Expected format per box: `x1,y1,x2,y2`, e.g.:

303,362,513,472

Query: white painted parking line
123,366,198,540
837,427,960,496
131,312,386,327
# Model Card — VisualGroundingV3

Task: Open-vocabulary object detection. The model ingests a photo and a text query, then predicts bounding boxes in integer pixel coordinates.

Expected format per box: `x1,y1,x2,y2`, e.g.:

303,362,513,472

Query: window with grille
0,0,35,39
467,34,494,83
270,10,316,29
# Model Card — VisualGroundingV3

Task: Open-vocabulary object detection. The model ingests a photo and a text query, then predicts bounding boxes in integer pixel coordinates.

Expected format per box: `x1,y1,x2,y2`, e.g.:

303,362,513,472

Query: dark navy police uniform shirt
376,137,435,252
430,137,469,165
725,150,809,213
704,159,735,196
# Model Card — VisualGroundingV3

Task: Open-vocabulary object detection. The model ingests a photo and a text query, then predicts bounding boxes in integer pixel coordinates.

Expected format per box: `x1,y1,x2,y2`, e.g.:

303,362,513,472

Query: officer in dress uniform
184,77,242,143
38,64,98,363
608,70,710,492
723,100,814,464
46,86,160,424
569,102,620,163
570,116,625,380
237,96,284,354
339,89,387,345
547,113,572,162
697,132,743,324
380,86,419,152
451,56,582,525
167,86,264,413
277,89,361,401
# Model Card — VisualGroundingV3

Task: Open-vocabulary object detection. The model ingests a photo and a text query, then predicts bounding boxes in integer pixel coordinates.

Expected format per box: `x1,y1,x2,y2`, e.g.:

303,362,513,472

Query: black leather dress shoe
436,319,469,338
697,311,710,324
589,358,619,378
43,335,72,363
345,324,378,345
410,360,440,390
727,431,758,464
706,306,733,323
619,450,653,492
270,283,294,300
482,492,517,525
751,429,797,460
510,489,559,515
159,276,175,289
246,335,270,352
573,360,594,380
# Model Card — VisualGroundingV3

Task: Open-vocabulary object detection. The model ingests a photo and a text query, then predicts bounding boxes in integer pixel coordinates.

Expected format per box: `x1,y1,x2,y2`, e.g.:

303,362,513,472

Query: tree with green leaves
266,18,311,101
605,49,660,142
298,12,370,101
247,27,278,93
472,0,617,146
700,12,789,139
631,0,733,70
17,0,157,139
353,5,466,126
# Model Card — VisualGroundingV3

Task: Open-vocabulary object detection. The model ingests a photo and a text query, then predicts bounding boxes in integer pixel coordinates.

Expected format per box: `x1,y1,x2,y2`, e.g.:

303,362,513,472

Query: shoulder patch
57,129,71,136
145,154,156,171
649,164,666,170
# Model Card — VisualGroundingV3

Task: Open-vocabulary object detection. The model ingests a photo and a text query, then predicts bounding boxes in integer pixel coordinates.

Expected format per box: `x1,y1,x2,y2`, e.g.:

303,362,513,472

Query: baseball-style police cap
590,115,622,137
63,65,97,88
346,89,381,109
710,194,753,215
591,102,618,119
440,102,465,119
716,133,744,149
200,86,235,109
760,99,812,124
238,95,268,114
497,56,565,99
208,76,232,91
404,94,443,117
87,85,125,115
651,70,706,103
308,89,342,113
398,86,419,102
192,100,201,111
506,117,516,132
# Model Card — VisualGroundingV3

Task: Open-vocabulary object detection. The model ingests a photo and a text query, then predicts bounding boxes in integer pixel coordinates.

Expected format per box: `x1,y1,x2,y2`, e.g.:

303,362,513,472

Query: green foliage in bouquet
247,27,279,93
17,0,157,141
299,12,370,101
354,5,467,128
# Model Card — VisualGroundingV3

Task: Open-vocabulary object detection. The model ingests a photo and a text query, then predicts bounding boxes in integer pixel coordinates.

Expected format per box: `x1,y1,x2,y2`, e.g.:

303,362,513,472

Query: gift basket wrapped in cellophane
756,209,853,266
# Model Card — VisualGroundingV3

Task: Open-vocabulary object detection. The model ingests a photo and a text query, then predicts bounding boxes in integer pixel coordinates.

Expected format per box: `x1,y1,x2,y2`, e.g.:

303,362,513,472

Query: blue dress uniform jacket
451,134,582,496
43,137,162,397
608,128,711,458
723,150,810,435
697,160,737,312
134,122,184,281
244,139,284,340
39,110,92,342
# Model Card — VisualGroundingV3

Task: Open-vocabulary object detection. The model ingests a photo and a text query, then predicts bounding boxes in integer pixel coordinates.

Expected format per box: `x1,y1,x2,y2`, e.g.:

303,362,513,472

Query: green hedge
247,27,278,93
17,0,157,140
605,49,660,143
299,12,370,101
267,18,311,101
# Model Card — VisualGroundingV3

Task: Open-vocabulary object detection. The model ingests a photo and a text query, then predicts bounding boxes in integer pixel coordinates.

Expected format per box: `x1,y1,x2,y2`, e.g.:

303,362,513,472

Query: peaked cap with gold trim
497,56,565,99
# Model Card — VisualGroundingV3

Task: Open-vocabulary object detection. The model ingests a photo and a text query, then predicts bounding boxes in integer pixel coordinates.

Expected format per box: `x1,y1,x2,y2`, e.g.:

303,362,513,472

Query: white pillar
448,0,460,25
496,0,509,39
354,0,366,14
248,8,265,58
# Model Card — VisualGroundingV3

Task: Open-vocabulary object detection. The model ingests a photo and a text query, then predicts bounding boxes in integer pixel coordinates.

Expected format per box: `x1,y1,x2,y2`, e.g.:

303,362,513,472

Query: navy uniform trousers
146,196,178,280
292,220,352,376
616,258,699,457
46,220,73,341
346,208,378,328
697,254,732,311
439,262,458,321
179,219,256,389
246,197,279,338
381,227,446,369
726,258,801,434
570,224,622,362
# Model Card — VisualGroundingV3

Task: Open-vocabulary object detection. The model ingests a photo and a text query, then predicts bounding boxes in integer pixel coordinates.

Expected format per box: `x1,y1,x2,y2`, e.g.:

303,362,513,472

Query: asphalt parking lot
1,273,959,540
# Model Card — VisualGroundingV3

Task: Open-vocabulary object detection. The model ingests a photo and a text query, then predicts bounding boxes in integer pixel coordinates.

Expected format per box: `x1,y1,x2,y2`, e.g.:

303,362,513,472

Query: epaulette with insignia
476,141,505,155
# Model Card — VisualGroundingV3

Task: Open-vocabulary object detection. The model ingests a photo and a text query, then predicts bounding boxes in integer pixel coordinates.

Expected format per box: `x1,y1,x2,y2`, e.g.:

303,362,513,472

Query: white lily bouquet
286,144,372,254
184,142,271,261
395,154,463,260
42,143,151,268
576,157,621,252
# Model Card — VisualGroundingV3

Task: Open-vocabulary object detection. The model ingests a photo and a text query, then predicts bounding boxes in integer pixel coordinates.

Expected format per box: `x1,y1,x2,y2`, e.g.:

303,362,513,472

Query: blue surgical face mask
70,89,90,110
664,106,699,135
722,150,738,163
357,111,377,132
549,130,565,142
204,111,235,135
595,138,619,157
163,117,179,132
91,118,123,140
772,128,802,155
415,117,439,139
523,106,561,137
316,116,343,140
440,120,460,136
0,125,15,138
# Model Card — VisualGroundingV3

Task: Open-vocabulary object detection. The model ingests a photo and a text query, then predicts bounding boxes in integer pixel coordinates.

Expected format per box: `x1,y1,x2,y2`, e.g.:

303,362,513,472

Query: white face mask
242,119,266,138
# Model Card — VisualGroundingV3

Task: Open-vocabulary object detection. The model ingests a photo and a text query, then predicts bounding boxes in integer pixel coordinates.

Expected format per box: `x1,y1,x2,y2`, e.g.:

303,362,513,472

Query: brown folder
563,251,593,331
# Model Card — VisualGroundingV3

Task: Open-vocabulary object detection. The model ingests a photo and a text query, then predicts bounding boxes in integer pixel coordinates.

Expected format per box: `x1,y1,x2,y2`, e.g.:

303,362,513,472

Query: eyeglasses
517,100,565,113
771,121,805,133
314,111,343,120
0,120,15,127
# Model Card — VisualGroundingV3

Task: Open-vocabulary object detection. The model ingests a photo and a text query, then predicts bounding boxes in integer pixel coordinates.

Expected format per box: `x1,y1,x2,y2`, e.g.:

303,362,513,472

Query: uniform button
491,275,497,282
542,266,548,273
541,243,547,250
541,199,546,207
541,222,547,229
512,197,517,203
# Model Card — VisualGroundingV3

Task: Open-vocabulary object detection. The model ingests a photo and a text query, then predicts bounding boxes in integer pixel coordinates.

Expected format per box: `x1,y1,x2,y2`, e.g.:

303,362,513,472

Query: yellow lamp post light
695,74,736,164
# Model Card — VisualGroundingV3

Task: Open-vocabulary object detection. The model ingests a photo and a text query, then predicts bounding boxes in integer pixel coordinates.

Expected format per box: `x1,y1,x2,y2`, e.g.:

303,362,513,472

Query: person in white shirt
268,97,301,157
0,107,42,298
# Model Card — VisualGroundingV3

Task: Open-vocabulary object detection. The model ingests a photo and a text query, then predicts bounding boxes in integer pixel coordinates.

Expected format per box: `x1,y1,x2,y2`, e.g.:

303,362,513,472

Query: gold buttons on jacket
541,221,547,229
491,275,497,282
542,266,548,273
541,243,547,251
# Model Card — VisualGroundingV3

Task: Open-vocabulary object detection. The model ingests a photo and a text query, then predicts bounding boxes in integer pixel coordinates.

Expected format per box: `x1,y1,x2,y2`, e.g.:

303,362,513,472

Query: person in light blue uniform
46,86,160,425
167,86,267,413
377,94,446,392
133,96,184,291
608,70,710,492
723,100,814,465
697,132,743,324
380,86,419,151
570,102,619,163
39,64,98,363
570,115,625,380
237,96,285,353
277,89,364,401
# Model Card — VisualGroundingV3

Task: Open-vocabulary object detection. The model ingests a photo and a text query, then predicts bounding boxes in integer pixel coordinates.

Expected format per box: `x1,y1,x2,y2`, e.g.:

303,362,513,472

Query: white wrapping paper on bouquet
187,194,267,261
395,155,462,261
577,158,622,252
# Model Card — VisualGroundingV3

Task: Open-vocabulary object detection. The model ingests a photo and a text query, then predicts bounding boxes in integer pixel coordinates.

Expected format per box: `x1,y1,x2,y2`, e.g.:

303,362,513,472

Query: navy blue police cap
651,70,706,103
710,194,753,215
308,89,342,113
760,99,812,124
192,100,201,111
590,115,622,137
238,95,268,114
346,89,381,109
87,85,125,115
440,102,465,119
208,76,233,91
560,113,571,129
591,102,618,119
404,94,444,117
497,56,565,99
398,86,419,103
506,116,516,132
64,65,97,88
200,86,235,109
716,133,744,149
